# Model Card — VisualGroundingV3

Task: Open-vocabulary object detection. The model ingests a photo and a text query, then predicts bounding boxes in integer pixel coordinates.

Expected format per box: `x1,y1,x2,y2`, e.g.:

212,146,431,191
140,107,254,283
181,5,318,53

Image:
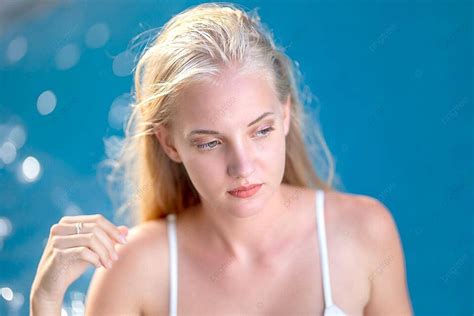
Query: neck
196,183,302,267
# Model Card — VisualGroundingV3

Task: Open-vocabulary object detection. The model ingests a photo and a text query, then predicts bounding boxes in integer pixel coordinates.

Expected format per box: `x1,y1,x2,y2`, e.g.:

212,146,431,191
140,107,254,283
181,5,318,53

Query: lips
227,183,263,198
228,184,261,193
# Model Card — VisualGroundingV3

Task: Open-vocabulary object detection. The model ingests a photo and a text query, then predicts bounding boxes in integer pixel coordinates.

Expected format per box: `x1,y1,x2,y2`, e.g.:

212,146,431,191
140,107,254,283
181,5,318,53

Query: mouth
227,183,263,198
228,183,262,192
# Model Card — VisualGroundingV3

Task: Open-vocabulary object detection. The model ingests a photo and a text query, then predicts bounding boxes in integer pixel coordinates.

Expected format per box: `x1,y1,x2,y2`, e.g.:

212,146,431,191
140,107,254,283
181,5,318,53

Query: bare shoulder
324,189,403,254
85,218,170,316
293,186,404,277
325,189,399,240
281,185,399,255
324,189,412,314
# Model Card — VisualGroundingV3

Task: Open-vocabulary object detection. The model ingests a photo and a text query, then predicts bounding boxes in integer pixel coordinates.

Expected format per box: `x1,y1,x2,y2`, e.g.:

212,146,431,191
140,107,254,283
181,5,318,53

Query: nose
226,141,255,179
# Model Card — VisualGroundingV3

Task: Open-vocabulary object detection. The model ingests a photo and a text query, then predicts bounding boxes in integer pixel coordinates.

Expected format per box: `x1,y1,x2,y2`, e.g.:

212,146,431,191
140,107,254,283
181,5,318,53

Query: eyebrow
187,111,275,137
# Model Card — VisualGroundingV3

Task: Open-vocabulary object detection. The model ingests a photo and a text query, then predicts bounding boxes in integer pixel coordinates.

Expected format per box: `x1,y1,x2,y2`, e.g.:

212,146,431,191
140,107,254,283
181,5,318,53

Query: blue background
0,0,472,315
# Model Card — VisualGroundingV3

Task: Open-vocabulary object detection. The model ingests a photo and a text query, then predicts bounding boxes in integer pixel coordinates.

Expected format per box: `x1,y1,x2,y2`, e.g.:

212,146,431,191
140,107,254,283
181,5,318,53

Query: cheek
172,142,208,189
258,130,286,161
180,154,223,195
259,131,287,180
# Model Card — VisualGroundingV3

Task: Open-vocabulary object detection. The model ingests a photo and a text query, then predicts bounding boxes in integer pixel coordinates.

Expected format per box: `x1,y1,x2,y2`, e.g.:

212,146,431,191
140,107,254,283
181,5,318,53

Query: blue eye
196,126,275,152
196,140,220,151
255,126,275,137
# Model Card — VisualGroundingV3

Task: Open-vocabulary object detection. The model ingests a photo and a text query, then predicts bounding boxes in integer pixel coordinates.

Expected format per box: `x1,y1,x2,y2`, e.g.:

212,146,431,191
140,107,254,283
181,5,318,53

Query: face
155,67,291,218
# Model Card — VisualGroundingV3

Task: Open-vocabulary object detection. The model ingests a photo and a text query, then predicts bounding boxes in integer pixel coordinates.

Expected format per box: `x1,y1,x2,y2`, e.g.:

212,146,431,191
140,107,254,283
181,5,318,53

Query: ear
283,95,291,137
154,125,182,163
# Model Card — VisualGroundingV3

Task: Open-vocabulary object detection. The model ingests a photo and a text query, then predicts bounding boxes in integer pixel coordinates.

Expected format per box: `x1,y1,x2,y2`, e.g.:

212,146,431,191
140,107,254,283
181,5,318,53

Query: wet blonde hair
104,2,339,226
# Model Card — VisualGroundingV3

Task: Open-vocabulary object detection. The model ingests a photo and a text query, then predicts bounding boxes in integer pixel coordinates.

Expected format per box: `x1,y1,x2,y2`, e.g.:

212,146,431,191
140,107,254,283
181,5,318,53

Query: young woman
30,3,413,315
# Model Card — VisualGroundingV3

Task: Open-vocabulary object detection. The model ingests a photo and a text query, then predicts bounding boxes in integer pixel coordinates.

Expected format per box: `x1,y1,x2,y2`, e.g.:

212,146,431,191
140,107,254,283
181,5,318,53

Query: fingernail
112,253,118,261
106,261,112,268
119,235,127,244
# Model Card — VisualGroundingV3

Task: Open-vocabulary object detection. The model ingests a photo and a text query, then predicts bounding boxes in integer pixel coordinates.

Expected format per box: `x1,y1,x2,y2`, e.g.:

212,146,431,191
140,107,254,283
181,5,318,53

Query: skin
84,66,413,315
30,215,129,315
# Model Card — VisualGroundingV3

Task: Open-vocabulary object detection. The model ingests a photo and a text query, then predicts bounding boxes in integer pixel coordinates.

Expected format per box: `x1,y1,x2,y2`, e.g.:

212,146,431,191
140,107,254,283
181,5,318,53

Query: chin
223,187,269,218
226,206,263,219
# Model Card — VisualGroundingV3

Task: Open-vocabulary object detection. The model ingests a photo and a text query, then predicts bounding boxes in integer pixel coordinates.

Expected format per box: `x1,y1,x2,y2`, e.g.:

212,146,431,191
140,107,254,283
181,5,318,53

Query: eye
255,126,275,138
195,126,275,152
196,140,221,151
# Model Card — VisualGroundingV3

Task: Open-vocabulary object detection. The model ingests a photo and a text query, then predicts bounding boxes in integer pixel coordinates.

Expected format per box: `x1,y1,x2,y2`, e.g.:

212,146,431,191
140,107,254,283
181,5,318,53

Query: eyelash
196,126,275,151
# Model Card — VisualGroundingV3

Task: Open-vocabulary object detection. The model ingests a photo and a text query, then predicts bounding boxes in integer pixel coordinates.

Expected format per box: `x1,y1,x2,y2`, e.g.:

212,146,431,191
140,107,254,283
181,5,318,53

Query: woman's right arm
30,214,128,315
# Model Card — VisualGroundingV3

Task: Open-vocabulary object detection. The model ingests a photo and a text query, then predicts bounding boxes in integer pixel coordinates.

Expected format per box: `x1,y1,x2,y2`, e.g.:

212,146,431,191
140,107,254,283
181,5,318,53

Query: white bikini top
166,189,347,315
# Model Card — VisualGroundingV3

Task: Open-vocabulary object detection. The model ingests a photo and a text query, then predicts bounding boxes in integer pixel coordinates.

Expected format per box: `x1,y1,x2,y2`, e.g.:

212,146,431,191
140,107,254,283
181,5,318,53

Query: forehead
173,69,279,128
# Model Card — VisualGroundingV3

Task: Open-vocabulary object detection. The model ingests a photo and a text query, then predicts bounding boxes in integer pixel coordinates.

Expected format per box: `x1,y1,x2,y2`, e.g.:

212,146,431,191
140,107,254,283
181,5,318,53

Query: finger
51,222,120,259
58,215,127,244
94,216,128,245
65,246,102,268
90,225,118,261
52,234,113,269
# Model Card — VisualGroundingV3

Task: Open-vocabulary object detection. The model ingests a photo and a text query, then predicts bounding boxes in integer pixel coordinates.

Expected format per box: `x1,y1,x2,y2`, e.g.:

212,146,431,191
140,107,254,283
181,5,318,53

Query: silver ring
75,222,83,234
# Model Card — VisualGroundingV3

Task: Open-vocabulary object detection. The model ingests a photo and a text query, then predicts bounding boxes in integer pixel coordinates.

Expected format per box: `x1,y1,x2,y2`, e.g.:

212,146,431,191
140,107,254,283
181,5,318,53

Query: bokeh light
8,125,26,149
85,23,110,48
112,50,134,77
21,156,41,182
0,288,13,301
0,141,16,164
55,43,80,70
0,217,13,238
6,36,28,64
37,90,57,116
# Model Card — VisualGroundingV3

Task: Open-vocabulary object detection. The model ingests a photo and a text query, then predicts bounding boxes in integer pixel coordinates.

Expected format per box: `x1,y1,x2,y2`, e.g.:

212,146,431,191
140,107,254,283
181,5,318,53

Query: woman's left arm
362,198,414,316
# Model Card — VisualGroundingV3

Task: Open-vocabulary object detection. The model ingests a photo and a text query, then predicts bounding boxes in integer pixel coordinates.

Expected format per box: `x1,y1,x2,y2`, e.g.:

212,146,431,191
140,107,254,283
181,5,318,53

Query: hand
30,214,128,304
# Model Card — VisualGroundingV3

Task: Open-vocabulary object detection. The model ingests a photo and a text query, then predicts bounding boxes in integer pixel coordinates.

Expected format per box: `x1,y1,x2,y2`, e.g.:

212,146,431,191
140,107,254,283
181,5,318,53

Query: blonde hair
103,2,339,226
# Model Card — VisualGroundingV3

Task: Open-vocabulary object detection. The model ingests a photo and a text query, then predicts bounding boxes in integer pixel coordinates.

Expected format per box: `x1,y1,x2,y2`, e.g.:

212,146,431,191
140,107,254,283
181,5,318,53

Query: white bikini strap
167,213,178,316
316,189,335,307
